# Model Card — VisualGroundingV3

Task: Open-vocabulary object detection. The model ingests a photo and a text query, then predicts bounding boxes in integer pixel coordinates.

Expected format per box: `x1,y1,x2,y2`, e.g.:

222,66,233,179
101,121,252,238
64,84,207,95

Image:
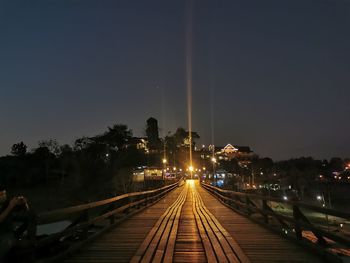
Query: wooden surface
64,186,183,263
197,185,324,263
193,187,250,263
62,181,325,263
130,186,187,263
173,185,206,263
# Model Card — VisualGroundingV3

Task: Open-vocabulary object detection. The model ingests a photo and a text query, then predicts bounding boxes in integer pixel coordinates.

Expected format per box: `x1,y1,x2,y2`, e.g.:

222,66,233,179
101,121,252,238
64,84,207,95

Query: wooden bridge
25,180,350,263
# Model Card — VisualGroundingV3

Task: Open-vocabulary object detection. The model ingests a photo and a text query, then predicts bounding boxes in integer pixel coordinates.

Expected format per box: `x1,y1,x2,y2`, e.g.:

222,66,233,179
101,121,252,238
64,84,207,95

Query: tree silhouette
11,141,27,157
94,124,132,149
38,139,61,156
146,117,161,150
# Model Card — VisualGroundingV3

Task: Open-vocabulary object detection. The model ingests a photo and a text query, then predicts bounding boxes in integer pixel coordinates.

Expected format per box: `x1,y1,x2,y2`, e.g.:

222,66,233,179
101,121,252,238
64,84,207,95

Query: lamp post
189,165,194,179
211,157,217,186
162,158,167,176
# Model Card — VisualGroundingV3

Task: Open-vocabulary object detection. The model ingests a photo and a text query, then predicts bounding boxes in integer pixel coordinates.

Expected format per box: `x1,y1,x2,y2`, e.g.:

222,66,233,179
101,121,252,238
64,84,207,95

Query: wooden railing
27,180,182,262
201,182,350,261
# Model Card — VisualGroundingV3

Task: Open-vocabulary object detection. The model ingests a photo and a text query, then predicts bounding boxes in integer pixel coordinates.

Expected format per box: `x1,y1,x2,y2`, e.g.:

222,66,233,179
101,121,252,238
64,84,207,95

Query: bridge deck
64,181,323,263
64,187,183,263
173,188,206,263
196,186,322,263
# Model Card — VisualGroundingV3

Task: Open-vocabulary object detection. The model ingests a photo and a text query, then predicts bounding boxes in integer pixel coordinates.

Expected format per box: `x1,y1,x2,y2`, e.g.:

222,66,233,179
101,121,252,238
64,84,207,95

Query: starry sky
0,0,349,160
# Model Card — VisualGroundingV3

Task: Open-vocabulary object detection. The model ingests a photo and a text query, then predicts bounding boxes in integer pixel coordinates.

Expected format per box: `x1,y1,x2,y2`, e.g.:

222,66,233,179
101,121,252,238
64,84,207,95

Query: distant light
211,157,217,163
340,223,344,228
173,167,177,171
203,167,206,170
162,158,167,164
202,144,205,148
189,166,194,172
106,153,109,157
283,196,288,201
316,195,322,201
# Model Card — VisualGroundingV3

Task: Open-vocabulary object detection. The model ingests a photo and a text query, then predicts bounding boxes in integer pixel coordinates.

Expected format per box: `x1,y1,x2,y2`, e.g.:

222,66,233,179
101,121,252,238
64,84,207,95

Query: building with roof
199,143,258,166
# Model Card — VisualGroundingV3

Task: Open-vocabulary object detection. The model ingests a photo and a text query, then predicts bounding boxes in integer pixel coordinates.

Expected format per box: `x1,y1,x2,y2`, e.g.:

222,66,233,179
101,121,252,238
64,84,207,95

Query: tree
74,137,94,151
329,157,344,172
94,124,132,149
11,142,27,157
38,139,61,156
146,117,161,150
173,127,187,146
172,127,200,147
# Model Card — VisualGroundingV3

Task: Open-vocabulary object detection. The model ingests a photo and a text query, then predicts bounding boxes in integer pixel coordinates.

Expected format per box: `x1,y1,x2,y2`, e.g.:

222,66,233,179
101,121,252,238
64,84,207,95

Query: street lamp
162,158,167,176
211,157,217,186
188,165,194,179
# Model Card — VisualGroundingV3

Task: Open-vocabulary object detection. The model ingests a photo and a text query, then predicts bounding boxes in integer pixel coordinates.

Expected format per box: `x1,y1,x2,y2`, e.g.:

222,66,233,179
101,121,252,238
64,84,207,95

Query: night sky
1,0,349,160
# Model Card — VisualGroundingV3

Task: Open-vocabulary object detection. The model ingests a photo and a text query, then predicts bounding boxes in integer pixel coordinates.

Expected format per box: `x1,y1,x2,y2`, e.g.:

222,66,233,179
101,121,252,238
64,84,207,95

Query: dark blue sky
1,0,349,160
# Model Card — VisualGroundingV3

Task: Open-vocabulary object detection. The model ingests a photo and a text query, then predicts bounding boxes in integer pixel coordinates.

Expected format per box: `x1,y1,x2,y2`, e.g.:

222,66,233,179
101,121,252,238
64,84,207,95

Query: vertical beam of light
161,85,167,161
186,0,193,170
210,85,215,157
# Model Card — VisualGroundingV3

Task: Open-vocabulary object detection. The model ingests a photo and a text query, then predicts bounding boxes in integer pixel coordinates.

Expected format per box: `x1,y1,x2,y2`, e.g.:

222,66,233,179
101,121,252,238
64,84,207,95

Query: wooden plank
193,192,228,263
198,183,323,263
173,185,207,263
194,190,250,263
64,186,184,263
130,186,188,263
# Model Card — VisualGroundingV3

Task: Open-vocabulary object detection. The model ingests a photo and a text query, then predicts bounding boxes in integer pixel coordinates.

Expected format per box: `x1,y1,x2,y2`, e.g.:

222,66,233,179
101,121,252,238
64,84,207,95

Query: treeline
220,156,350,199
0,124,147,193
0,117,199,194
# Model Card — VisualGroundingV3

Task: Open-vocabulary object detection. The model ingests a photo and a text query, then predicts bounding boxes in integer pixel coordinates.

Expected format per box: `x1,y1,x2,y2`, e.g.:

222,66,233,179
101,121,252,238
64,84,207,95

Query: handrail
38,182,179,223
202,183,350,220
201,182,350,258
24,180,182,262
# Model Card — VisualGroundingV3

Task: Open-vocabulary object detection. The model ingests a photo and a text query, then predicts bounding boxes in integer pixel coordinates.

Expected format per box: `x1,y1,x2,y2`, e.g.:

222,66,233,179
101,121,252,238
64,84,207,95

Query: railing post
27,211,37,242
293,205,303,240
109,203,116,225
262,199,269,224
246,196,251,216
82,210,89,239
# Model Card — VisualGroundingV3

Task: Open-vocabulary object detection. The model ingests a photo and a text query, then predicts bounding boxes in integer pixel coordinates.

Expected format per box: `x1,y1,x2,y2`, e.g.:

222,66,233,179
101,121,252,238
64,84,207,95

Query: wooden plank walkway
173,183,206,263
130,186,188,263
197,183,324,263
64,186,183,263
62,180,325,263
193,187,250,263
